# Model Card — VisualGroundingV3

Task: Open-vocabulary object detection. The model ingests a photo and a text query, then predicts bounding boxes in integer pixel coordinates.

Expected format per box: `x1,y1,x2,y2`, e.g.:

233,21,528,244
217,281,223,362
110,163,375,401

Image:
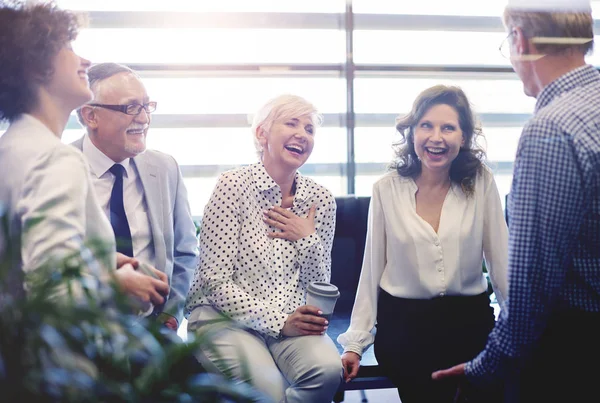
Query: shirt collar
250,162,309,202
82,133,131,178
535,64,599,113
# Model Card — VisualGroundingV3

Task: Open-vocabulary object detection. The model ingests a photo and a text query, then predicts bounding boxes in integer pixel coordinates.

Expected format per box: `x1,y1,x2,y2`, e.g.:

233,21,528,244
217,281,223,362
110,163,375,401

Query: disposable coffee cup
135,262,156,317
306,282,340,321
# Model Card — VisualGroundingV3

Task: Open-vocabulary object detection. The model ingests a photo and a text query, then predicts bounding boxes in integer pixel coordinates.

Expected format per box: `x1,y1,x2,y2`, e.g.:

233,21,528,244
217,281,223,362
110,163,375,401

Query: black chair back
331,196,371,313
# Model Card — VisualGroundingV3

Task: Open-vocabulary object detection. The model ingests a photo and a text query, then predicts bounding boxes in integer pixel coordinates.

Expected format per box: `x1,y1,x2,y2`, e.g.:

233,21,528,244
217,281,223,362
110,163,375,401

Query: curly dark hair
0,1,83,122
391,85,486,196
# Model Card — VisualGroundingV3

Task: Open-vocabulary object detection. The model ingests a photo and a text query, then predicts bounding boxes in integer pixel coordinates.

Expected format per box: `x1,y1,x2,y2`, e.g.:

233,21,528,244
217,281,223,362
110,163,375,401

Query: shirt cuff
293,232,319,250
465,360,478,380
342,343,364,358
464,349,498,386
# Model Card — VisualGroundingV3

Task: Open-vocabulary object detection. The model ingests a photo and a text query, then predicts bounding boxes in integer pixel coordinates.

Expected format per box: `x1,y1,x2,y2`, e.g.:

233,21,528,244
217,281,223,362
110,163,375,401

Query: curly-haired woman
0,2,168,304
338,85,508,403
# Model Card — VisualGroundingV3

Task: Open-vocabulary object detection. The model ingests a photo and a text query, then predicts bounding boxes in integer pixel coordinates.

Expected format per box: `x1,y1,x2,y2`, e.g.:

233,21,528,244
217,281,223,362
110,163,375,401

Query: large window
354,31,509,66
58,0,345,13
354,76,536,114
75,29,346,65
352,0,507,16
28,1,595,214
139,77,346,115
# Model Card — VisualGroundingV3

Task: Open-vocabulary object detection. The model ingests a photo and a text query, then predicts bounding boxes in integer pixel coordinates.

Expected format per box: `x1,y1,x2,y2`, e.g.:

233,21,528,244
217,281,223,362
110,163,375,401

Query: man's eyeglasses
499,31,516,60
89,102,157,115
498,31,588,61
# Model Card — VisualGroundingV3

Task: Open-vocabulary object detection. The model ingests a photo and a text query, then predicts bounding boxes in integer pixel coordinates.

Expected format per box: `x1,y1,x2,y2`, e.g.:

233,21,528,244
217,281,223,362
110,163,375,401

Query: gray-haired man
74,63,198,330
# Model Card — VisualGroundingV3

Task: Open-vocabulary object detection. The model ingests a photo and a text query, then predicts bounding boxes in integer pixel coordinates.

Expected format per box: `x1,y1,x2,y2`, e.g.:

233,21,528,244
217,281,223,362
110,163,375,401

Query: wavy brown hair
0,1,84,122
391,85,486,196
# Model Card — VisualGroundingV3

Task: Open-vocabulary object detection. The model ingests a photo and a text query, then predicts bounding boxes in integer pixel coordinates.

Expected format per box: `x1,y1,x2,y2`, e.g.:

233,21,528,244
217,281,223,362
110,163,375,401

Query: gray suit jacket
72,136,199,325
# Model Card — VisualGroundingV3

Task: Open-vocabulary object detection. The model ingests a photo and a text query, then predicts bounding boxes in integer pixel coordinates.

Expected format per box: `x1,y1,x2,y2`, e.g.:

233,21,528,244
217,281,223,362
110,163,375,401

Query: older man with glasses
74,63,199,331
433,0,600,402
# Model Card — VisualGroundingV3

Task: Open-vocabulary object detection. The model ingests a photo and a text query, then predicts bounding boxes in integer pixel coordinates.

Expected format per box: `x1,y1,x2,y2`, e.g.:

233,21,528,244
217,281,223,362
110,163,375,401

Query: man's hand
431,363,466,381
263,205,317,242
157,312,178,331
116,252,139,269
114,263,169,305
341,351,361,383
281,305,328,337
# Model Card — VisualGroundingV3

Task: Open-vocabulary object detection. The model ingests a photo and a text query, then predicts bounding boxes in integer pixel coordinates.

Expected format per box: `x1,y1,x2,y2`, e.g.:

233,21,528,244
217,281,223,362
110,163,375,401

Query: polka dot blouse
185,163,337,338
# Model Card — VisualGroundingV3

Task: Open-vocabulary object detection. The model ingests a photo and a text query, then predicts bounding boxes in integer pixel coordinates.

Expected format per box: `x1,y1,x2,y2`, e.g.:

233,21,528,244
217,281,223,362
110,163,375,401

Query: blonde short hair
249,94,323,159
503,7,594,55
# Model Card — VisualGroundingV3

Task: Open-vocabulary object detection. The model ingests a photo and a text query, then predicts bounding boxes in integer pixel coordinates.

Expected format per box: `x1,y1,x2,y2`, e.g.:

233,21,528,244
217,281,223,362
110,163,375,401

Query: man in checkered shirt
432,1,600,402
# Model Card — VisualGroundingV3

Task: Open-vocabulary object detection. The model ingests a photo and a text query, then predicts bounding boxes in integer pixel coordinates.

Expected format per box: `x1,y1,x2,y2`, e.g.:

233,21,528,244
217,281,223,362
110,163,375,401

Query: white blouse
185,163,337,338
337,168,508,356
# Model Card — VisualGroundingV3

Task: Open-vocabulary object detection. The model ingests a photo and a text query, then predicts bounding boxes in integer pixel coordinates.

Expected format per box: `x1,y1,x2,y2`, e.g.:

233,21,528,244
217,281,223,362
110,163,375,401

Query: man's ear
513,27,531,57
80,105,99,130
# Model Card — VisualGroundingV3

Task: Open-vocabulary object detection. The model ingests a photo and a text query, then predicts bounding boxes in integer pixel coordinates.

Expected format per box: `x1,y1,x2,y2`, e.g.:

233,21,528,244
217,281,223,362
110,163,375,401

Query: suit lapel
134,154,167,271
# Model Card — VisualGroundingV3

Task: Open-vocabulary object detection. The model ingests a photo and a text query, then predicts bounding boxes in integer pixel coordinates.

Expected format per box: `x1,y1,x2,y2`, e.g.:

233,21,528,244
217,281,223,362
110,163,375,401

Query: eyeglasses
89,101,157,115
498,31,588,61
499,31,516,59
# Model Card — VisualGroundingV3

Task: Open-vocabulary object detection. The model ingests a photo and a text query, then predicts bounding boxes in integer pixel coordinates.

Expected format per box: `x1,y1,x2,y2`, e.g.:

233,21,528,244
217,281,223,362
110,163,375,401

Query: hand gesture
157,312,179,330
431,363,466,381
116,252,139,269
114,263,169,305
341,351,361,382
263,205,317,242
281,305,328,337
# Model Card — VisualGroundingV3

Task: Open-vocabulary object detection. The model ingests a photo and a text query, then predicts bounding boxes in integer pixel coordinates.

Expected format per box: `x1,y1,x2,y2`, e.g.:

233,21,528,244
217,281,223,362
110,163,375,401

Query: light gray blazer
72,136,199,325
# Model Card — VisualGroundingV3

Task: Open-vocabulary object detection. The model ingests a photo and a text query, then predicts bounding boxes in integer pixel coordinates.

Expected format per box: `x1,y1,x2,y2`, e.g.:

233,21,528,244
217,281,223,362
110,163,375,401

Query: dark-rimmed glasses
89,102,157,115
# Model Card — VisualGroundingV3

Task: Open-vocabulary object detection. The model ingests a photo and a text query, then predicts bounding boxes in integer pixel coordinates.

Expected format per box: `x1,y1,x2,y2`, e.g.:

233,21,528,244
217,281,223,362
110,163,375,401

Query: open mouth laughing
425,146,448,156
284,144,305,156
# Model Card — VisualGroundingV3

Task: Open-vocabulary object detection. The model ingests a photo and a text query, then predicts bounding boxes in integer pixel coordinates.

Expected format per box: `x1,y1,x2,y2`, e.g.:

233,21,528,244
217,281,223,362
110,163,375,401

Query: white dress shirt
82,134,155,264
338,168,508,356
0,115,116,291
186,163,337,338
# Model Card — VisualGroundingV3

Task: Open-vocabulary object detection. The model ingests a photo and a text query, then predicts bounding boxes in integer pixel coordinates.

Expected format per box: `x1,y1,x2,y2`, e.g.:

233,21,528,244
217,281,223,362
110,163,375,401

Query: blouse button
434,239,440,246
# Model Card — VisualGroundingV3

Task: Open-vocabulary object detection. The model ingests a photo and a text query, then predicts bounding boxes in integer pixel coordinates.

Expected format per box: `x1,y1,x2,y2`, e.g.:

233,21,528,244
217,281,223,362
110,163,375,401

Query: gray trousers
189,307,343,403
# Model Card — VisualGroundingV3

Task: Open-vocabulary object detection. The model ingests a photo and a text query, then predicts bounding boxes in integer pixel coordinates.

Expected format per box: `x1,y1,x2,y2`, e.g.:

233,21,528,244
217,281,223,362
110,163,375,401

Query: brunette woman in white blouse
185,94,342,403
338,85,508,403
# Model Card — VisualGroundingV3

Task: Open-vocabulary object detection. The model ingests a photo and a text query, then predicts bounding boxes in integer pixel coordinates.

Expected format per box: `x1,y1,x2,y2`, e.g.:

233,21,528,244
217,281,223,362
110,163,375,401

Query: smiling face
256,115,315,172
83,72,151,162
43,42,92,113
413,103,465,175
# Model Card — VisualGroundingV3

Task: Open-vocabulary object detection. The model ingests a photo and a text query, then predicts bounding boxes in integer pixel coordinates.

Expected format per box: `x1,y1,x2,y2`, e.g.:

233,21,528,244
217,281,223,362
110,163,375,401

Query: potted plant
0,206,260,402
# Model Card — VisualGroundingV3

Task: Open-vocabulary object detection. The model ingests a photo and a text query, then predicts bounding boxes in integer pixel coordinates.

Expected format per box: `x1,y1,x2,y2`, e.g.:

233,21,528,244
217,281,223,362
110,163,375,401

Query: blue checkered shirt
466,64,600,383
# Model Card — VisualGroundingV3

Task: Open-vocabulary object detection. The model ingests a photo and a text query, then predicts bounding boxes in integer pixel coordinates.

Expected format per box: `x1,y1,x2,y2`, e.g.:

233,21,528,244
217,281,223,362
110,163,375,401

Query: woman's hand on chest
263,205,317,242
